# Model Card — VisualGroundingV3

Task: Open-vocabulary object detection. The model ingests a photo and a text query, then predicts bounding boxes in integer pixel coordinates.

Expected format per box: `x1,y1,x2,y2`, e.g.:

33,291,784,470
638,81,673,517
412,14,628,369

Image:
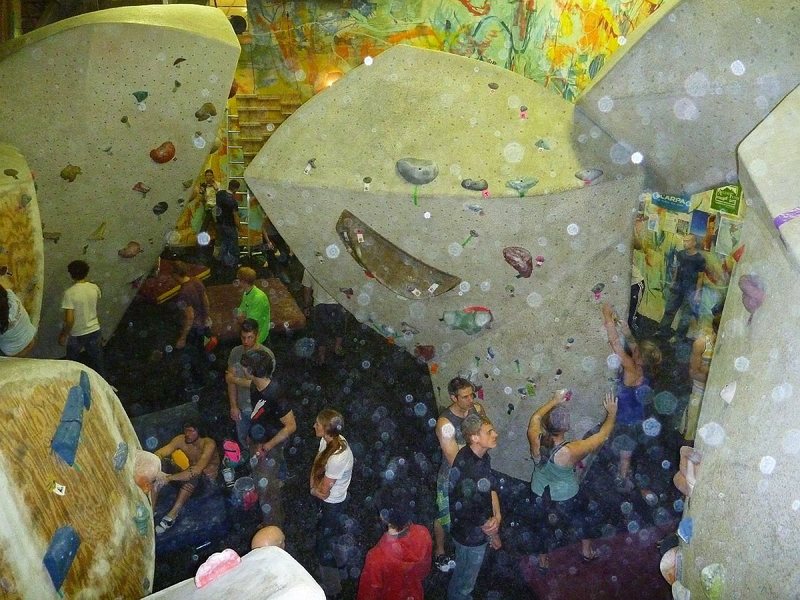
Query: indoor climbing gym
0,0,798,598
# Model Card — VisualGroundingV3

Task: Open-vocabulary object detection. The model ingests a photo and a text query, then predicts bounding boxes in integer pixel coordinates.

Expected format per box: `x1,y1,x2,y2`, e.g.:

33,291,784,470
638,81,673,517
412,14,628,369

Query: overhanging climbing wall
246,45,644,480
578,0,800,195
0,5,240,359
0,358,153,598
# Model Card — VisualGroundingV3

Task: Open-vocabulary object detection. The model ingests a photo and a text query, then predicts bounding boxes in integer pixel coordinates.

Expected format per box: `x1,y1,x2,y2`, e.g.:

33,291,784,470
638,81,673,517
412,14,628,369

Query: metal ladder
224,108,261,260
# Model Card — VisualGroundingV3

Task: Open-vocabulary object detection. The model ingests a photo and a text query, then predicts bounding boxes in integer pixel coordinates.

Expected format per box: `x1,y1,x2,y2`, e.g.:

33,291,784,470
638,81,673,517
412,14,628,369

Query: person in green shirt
236,267,271,344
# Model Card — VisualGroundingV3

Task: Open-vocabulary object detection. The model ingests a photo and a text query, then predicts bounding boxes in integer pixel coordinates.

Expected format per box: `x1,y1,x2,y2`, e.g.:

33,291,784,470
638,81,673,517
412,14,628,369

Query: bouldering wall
0,358,154,598
246,45,644,480
0,143,43,331
0,5,240,359
672,85,800,598
578,0,800,195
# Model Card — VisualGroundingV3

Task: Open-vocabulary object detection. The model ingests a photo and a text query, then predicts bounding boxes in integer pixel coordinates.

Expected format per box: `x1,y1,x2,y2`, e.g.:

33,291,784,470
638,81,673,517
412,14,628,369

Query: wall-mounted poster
715,215,743,256
710,184,742,215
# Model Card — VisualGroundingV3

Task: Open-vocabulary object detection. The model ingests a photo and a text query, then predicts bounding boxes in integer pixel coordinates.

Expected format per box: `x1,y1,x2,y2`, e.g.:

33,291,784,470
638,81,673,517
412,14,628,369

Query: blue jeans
448,540,487,600
235,409,252,448
66,329,104,377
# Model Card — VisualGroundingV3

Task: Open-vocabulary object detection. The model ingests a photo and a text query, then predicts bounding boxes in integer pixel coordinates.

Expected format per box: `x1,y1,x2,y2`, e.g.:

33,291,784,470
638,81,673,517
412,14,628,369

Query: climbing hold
575,168,603,185
363,176,372,191
182,179,194,190
519,105,528,119
150,141,176,163
339,287,354,299
441,306,493,335
120,115,130,127
43,526,81,590
506,177,538,197
59,164,82,182
738,273,765,323
461,178,488,192
113,442,129,470
304,159,317,174
228,79,239,98
488,82,499,91
507,403,515,415
503,246,533,278
461,230,479,247
152,201,169,216
535,139,551,151
132,91,148,103
118,241,144,258
172,80,181,92
677,517,693,543
3,168,18,179
52,385,88,467
700,563,725,600
414,345,436,362
173,57,186,66
719,381,736,405
132,182,151,196
194,102,217,121
464,204,485,216
396,158,438,185
535,255,545,267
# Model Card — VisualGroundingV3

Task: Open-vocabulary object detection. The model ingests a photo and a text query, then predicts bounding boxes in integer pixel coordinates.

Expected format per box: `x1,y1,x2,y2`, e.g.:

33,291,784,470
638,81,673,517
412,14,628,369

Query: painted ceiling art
244,0,664,102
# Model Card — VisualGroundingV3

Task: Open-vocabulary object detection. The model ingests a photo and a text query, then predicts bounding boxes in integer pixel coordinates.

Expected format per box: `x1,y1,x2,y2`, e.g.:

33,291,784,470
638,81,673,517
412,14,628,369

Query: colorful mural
243,0,665,102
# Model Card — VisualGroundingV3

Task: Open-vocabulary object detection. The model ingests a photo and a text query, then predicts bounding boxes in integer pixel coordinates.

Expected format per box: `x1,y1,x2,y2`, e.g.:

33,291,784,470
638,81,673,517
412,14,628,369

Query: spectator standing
58,260,104,376
310,408,354,599
191,169,219,234
215,180,241,267
447,414,502,600
433,377,485,572
241,348,294,527
357,485,432,600
658,234,706,342
225,318,273,446
173,261,211,391
0,283,35,356
236,266,271,345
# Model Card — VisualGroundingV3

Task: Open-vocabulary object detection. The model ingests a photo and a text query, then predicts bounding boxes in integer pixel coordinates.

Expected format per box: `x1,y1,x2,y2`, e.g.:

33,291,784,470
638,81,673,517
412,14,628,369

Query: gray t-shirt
227,343,272,412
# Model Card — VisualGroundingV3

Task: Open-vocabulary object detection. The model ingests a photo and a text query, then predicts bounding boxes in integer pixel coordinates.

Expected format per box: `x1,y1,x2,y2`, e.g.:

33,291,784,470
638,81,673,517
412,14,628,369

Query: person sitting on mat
152,421,220,534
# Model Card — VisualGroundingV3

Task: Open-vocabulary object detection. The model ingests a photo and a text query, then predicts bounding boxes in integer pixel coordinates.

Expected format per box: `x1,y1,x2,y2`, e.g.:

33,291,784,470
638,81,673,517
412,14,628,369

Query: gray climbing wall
246,45,644,481
0,5,239,358
578,0,800,196
673,85,800,598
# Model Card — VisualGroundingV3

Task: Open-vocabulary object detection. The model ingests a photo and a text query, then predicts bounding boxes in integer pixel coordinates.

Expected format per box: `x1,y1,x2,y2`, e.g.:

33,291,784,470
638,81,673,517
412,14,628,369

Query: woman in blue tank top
602,303,661,492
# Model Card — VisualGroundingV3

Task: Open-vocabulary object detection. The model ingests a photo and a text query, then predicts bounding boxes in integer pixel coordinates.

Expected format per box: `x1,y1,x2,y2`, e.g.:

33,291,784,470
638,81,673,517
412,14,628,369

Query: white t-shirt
61,281,101,336
0,289,35,355
317,436,353,504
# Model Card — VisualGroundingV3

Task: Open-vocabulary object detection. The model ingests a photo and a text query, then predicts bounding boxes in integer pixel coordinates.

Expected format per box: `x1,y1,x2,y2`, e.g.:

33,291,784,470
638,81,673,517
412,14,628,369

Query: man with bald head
251,525,285,550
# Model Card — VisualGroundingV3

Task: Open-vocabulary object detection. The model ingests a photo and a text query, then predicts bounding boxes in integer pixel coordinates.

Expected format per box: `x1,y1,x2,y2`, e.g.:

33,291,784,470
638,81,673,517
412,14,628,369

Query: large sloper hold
578,0,800,195
51,385,87,467
43,526,81,591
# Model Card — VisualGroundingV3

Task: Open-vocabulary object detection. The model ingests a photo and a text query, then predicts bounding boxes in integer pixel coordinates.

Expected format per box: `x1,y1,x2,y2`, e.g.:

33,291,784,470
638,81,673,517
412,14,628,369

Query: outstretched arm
527,390,568,460
602,303,636,371
563,393,618,464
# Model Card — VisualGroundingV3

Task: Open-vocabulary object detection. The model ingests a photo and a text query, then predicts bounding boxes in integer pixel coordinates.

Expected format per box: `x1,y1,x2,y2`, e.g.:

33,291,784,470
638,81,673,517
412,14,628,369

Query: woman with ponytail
0,283,36,357
310,408,354,599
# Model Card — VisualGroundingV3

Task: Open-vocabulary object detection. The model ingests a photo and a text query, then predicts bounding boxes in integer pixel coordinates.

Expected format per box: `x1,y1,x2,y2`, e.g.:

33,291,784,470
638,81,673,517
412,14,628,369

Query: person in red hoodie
357,485,432,600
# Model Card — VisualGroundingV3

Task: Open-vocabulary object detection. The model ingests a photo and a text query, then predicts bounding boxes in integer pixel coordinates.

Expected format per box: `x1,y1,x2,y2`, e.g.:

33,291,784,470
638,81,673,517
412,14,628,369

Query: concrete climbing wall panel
246,45,644,480
0,5,240,359
578,0,800,195
0,358,153,598
0,143,43,330
674,85,800,598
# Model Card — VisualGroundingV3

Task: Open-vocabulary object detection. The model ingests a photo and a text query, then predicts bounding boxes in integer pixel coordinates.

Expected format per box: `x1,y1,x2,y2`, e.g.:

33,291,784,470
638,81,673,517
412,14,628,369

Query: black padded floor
105,248,687,599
